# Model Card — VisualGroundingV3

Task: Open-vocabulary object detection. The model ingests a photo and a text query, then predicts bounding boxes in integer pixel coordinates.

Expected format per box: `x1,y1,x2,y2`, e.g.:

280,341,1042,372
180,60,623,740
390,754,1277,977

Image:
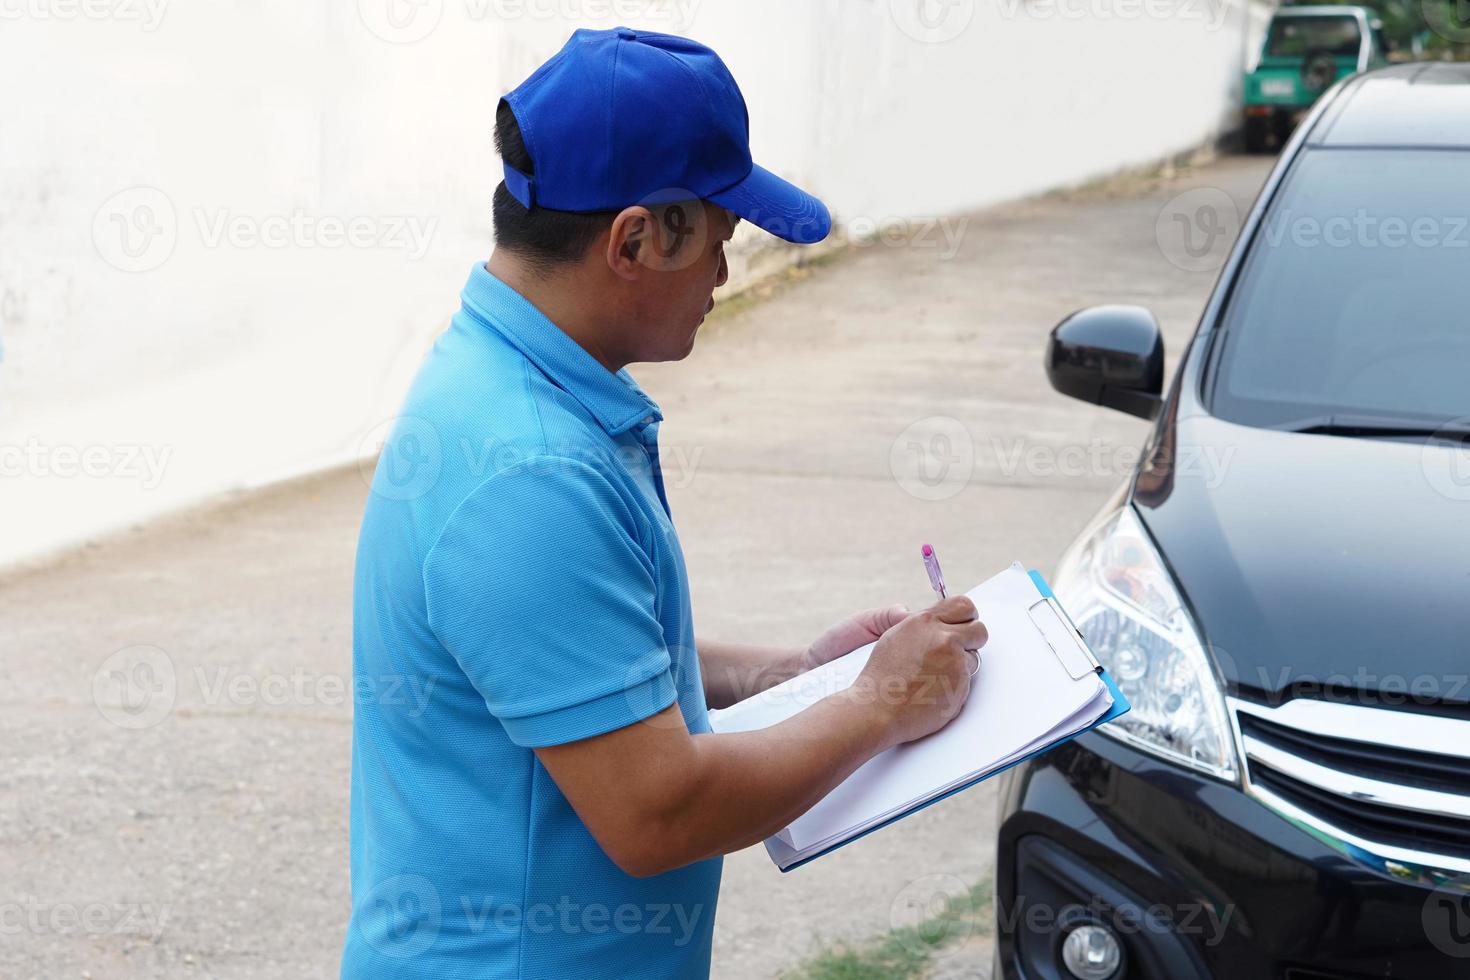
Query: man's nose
715,251,729,288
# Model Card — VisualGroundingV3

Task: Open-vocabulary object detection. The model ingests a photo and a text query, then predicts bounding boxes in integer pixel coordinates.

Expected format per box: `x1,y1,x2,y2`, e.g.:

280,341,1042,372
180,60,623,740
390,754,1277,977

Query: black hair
492,101,619,270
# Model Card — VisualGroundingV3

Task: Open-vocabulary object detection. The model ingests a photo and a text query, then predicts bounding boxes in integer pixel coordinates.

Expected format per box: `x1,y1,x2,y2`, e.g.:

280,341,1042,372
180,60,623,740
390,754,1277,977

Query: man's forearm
697,639,806,710
640,686,895,874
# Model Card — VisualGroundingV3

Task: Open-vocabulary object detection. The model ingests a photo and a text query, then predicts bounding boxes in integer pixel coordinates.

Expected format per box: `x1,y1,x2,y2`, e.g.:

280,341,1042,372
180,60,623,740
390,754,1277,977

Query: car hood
1133,412,1470,707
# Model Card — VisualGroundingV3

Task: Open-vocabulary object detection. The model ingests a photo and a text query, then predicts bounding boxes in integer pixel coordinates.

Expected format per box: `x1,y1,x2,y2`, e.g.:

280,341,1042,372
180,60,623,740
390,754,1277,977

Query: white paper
708,563,1113,867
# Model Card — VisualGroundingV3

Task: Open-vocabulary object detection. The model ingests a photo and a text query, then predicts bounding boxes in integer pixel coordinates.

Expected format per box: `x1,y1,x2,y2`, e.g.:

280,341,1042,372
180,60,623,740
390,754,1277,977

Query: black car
994,64,1470,979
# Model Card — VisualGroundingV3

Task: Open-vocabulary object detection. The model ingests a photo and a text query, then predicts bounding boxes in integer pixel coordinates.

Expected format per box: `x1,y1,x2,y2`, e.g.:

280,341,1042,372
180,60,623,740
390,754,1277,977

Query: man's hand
697,604,908,708
855,595,988,749
536,595,988,878
796,603,912,674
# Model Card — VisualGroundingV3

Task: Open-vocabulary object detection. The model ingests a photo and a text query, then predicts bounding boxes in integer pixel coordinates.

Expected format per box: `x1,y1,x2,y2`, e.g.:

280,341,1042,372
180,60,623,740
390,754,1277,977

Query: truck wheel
1244,116,1269,153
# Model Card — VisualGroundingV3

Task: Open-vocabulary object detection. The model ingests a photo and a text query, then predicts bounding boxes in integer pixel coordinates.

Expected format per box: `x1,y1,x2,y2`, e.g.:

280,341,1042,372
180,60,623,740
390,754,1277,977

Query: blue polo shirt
342,264,721,979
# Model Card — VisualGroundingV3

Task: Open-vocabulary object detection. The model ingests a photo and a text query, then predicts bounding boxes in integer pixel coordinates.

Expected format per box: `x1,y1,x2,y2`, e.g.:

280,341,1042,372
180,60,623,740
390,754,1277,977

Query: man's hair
492,101,619,270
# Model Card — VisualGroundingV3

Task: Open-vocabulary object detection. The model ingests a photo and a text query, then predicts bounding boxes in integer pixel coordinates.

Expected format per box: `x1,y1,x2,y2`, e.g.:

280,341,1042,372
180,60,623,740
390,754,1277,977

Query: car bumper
993,732,1464,979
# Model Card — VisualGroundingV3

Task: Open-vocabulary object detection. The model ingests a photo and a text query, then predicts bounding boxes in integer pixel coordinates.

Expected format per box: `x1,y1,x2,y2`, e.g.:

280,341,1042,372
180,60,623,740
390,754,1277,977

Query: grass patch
781,876,993,980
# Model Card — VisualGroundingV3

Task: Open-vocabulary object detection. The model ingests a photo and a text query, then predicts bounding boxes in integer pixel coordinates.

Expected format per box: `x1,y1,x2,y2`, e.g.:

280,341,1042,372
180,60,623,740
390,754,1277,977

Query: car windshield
1208,149,1470,431
1265,15,1361,57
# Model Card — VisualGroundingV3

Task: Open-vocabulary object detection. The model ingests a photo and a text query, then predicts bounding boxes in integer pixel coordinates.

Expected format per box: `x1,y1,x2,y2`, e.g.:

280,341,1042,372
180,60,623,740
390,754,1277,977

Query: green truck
1243,5,1390,152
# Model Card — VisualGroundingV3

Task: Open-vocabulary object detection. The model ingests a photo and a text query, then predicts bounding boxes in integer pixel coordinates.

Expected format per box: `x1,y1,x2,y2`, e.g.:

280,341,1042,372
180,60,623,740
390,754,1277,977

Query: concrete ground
1,154,1272,980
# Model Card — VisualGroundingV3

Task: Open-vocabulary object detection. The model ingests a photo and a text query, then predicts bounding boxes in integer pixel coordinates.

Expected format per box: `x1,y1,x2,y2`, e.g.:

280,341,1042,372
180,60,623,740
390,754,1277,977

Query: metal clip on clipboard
1027,595,1103,680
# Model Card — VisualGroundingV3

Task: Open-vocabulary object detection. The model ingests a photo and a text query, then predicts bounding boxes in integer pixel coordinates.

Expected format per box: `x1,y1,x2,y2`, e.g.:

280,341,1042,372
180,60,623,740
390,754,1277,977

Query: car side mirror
1046,305,1164,420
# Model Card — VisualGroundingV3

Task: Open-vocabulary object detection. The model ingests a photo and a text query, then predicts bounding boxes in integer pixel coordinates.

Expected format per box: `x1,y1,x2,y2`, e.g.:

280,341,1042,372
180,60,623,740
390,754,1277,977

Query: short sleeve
422,457,676,747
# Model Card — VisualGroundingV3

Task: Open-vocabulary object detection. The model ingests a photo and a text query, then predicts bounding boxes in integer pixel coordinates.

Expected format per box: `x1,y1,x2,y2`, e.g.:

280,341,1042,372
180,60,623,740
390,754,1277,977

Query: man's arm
697,640,802,710
536,597,987,877
698,604,912,709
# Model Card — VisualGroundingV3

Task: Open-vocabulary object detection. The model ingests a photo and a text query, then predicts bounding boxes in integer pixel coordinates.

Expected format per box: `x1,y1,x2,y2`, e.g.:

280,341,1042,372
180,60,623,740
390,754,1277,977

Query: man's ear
606,206,656,282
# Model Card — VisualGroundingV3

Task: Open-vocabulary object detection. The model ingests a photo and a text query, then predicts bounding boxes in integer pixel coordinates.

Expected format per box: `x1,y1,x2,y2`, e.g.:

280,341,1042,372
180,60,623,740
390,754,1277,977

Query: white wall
0,0,1272,569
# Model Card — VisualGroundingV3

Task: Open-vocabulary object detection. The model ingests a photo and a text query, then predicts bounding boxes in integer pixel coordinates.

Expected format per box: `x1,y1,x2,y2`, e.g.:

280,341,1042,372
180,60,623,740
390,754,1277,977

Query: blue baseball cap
500,27,831,245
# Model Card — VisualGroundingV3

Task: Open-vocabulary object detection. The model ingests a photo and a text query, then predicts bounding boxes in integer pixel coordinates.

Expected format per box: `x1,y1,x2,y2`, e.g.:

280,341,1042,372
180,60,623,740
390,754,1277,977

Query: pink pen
921,543,946,600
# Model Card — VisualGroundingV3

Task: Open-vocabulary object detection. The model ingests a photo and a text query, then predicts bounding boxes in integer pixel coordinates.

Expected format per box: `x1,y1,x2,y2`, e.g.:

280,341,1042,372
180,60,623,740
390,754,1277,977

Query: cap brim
708,163,831,245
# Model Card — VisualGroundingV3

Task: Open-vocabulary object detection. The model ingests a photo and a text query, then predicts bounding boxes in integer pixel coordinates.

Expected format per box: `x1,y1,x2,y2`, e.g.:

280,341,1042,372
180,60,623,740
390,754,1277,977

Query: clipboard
709,565,1131,872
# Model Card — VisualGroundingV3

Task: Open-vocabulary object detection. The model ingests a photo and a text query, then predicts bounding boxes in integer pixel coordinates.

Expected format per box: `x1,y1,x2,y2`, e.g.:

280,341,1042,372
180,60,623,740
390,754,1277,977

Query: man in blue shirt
342,27,987,980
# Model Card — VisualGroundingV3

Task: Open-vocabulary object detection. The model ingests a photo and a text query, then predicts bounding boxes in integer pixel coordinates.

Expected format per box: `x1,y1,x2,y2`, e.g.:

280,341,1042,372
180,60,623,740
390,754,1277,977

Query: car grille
1230,697,1470,875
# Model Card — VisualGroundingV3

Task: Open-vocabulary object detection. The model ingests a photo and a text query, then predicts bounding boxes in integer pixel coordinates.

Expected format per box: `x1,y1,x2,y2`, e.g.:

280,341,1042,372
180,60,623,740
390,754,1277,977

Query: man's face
628,201,736,363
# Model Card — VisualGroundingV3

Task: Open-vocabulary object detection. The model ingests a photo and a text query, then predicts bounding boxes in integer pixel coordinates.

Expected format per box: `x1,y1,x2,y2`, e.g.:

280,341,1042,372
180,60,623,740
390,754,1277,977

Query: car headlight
1052,505,1238,781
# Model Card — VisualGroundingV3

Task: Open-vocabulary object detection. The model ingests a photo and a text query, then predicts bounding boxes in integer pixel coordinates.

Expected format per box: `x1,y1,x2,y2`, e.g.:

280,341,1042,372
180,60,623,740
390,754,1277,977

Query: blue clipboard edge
770,569,1131,872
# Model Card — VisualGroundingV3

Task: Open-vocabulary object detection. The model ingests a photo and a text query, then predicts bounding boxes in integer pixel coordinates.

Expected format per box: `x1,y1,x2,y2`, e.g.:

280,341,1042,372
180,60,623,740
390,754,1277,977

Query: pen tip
921,543,933,557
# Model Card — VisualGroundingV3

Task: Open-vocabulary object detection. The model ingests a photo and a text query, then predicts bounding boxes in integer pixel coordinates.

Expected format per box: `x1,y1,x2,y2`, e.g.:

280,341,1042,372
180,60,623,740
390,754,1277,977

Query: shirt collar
459,263,662,437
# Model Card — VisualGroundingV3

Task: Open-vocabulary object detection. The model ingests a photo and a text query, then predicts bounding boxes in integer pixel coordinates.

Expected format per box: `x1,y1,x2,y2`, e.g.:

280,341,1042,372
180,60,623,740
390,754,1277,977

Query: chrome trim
1234,698,1470,760
1228,697,1470,877
1242,735,1470,821
1248,781,1470,878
